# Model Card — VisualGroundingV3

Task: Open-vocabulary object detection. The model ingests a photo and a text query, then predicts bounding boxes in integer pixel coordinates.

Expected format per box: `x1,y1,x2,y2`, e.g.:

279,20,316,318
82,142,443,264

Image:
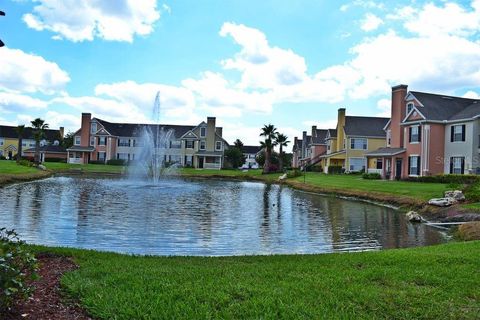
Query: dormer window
406,102,414,114
200,127,206,137
91,122,97,134
74,136,81,145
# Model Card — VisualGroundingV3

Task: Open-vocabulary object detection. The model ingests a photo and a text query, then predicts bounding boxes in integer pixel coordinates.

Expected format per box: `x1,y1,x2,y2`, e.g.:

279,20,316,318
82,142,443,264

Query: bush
287,169,302,178
362,172,381,180
0,228,38,312
89,160,106,165
18,159,32,167
106,159,126,166
404,174,480,185
328,166,344,174
44,157,65,163
0,155,6,160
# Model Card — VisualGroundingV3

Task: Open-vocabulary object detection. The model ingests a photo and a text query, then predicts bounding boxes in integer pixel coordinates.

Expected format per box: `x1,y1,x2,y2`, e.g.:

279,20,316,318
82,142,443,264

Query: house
0,125,64,160
23,145,67,162
67,113,228,169
291,127,328,168
366,85,480,179
320,108,389,173
241,145,262,169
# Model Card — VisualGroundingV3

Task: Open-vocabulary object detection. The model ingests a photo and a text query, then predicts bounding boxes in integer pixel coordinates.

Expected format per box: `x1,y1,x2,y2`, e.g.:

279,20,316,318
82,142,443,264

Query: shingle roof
292,139,302,151
344,116,389,137
365,147,405,156
327,129,337,138
447,101,480,121
95,118,195,138
0,125,62,141
24,145,67,153
312,129,328,144
409,91,480,121
242,145,262,154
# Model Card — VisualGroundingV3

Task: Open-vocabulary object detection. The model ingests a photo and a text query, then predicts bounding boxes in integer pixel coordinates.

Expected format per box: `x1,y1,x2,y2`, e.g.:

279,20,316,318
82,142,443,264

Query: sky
0,0,480,146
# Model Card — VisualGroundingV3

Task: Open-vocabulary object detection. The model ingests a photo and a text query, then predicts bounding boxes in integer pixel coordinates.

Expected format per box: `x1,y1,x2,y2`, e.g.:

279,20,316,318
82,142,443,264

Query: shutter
408,156,411,175
461,158,465,174
418,126,422,142
462,125,466,141
450,157,453,174
450,126,454,142
409,127,412,143
417,157,421,176
117,139,120,147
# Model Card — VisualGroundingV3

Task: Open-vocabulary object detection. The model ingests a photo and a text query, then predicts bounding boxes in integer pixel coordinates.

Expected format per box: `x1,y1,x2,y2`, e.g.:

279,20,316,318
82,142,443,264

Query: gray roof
327,129,337,138
95,118,195,138
365,147,405,156
24,145,66,153
292,139,302,151
242,145,262,154
312,129,328,144
409,91,480,121
344,116,389,137
0,125,62,141
67,146,96,152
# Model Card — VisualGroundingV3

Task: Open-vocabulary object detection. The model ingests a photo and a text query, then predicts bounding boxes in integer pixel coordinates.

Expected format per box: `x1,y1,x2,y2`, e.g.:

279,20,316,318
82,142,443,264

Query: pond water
0,176,446,256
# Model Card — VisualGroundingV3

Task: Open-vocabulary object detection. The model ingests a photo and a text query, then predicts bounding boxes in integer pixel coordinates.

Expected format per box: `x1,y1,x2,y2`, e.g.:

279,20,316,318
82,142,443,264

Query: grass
0,160,39,174
29,241,480,319
42,161,124,173
291,173,449,202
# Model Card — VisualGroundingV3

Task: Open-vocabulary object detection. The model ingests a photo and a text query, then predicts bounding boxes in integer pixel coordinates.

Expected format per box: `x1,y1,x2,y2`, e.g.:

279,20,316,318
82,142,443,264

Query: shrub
0,156,6,160
287,169,302,178
18,159,32,167
328,166,343,174
89,160,106,165
362,172,381,180
0,228,38,312
44,157,64,163
464,183,480,202
405,174,480,185
106,159,126,166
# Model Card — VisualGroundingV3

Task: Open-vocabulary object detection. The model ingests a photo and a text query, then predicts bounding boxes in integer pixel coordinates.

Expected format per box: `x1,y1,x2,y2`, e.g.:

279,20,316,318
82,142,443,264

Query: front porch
322,151,346,173
195,153,223,170
365,148,406,180
67,146,96,164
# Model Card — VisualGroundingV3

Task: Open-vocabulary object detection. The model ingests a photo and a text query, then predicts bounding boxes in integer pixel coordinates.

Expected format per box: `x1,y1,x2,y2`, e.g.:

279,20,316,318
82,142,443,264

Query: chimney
59,126,64,139
336,108,346,151
311,125,317,137
80,113,91,147
302,131,307,158
207,117,216,150
391,84,408,148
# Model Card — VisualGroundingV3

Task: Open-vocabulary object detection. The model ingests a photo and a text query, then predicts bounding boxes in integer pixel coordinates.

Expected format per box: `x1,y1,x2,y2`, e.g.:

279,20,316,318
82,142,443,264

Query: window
75,136,81,145
90,136,95,146
170,140,181,149
98,136,106,146
117,153,128,160
200,127,206,137
186,140,194,149
98,152,106,161
409,126,420,143
200,141,206,150
216,141,222,151
376,158,383,170
408,156,420,176
90,122,97,134
387,130,391,146
118,138,130,147
450,157,465,174
185,155,193,165
406,102,414,114
75,152,81,159
451,125,465,142
350,138,367,150
349,158,365,172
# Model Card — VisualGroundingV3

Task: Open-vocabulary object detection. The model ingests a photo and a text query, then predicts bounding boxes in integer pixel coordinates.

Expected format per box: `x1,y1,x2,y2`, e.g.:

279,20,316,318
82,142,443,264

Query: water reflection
0,176,447,256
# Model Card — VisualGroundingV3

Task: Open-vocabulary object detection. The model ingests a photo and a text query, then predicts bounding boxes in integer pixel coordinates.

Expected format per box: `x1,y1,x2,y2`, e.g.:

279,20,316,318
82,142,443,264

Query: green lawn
292,173,449,202
31,242,480,319
0,160,39,174
42,162,125,173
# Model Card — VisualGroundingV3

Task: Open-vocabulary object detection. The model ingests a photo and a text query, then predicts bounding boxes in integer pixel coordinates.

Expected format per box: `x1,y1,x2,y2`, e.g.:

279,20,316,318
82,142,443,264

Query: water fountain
128,92,177,183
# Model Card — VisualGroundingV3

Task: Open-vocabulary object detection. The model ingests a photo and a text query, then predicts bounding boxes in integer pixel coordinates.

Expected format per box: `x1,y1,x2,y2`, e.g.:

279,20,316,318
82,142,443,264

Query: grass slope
32,242,480,319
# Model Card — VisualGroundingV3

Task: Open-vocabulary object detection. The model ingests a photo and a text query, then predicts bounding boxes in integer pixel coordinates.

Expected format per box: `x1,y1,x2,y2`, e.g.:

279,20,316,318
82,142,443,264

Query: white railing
204,163,221,169
68,158,83,164
367,168,382,175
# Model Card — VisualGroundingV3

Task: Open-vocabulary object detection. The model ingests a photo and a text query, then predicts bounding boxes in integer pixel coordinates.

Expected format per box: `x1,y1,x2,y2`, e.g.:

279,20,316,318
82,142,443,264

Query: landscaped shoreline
13,241,480,319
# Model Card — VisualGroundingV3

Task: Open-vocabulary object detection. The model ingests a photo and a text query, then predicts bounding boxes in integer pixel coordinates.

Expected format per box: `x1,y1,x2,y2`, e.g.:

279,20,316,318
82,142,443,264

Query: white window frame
453,125,463,142
90,122,97,134
350,138,367,150
98,136,106,146
74,136,81,145
90,136,95,146
410,125,420,143
200,127,206,137
452,157,464,174
406,102,414,115
349,157,365,172
98,152,106,161
215,141,222,151
118,138,130,147
200,140,206,150
186,140,194,149
409,155,420,176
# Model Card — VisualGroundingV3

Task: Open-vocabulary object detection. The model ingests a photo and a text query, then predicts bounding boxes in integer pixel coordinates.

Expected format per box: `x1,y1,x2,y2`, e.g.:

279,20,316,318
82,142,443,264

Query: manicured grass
292,172,449,201
31,242,480,319
0,160,39,174
179,168,283,182
43,162,124,173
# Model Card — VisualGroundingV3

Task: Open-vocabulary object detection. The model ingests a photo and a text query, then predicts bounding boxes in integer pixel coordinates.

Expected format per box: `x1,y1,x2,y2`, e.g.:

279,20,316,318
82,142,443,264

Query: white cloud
302,119,338,130
463,90,480,99
376,98,391,117
44,111,80,133
23,0,161,42
0,47,70,94
0,92,49,113
360,13,383,31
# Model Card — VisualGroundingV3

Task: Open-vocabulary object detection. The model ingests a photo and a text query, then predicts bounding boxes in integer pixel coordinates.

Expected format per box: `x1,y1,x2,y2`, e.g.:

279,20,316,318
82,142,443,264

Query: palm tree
15,125,25,164
30,118,49,164
275,133,290,172
260,124,278,173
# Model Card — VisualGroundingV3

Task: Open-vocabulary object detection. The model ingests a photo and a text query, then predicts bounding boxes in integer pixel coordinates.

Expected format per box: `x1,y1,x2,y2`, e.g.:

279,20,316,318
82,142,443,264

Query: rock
428,197,457,207
444,190,465,201
278,173,288,181
406,211,423,222
37,164,47,171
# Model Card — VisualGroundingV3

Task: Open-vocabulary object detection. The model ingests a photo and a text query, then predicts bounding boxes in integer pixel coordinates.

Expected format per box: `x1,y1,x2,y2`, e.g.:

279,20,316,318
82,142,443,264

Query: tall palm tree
30,118,49,164
15,125,25,164
275,133,290,172
260,124,278,173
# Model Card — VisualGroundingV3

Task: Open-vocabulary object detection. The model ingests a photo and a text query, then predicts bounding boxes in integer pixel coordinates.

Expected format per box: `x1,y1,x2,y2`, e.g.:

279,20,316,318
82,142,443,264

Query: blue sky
1,0,480,145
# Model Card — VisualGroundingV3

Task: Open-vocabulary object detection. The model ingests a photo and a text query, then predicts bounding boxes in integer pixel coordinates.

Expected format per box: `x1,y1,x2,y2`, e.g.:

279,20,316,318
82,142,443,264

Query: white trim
402,105,426,123
349,137,368,150
405,93,424,107
383,119,391,131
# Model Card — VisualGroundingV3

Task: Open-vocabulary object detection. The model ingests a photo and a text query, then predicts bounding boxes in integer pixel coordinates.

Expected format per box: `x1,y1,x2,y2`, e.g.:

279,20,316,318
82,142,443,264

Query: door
395,159,402,180
199,157,204,169
8,151,12,160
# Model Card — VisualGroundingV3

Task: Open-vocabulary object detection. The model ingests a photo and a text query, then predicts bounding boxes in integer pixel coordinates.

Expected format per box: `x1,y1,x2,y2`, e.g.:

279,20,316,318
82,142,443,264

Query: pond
0,176,446,256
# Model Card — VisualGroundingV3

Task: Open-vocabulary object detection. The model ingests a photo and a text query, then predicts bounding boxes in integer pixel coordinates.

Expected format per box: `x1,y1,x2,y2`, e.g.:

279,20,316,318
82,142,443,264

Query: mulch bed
4,253,91,320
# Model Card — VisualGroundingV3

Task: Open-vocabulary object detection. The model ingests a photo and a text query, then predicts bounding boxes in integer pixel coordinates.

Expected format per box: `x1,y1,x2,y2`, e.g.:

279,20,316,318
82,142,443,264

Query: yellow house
0,125,64,159
321,108,389,173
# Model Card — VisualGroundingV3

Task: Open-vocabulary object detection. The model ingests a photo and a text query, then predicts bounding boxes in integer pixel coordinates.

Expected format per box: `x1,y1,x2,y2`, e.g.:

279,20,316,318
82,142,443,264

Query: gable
181,130,198,139
403,106,426,122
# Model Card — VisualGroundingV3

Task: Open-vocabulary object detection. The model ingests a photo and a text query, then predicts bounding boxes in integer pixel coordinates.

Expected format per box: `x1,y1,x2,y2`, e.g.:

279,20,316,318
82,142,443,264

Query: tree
259,124,278,173
224,147,246,168
15,125,25,163
62,131,75,149
233,139,244,150
30,118,49,164
275,133,290,172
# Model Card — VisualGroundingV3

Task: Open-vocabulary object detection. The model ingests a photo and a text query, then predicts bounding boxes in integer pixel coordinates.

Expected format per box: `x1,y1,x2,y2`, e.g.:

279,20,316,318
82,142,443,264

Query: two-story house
291,127,328,168
321,108,388,173
366,85,480,179
240,145,262,169
67,113,228,169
